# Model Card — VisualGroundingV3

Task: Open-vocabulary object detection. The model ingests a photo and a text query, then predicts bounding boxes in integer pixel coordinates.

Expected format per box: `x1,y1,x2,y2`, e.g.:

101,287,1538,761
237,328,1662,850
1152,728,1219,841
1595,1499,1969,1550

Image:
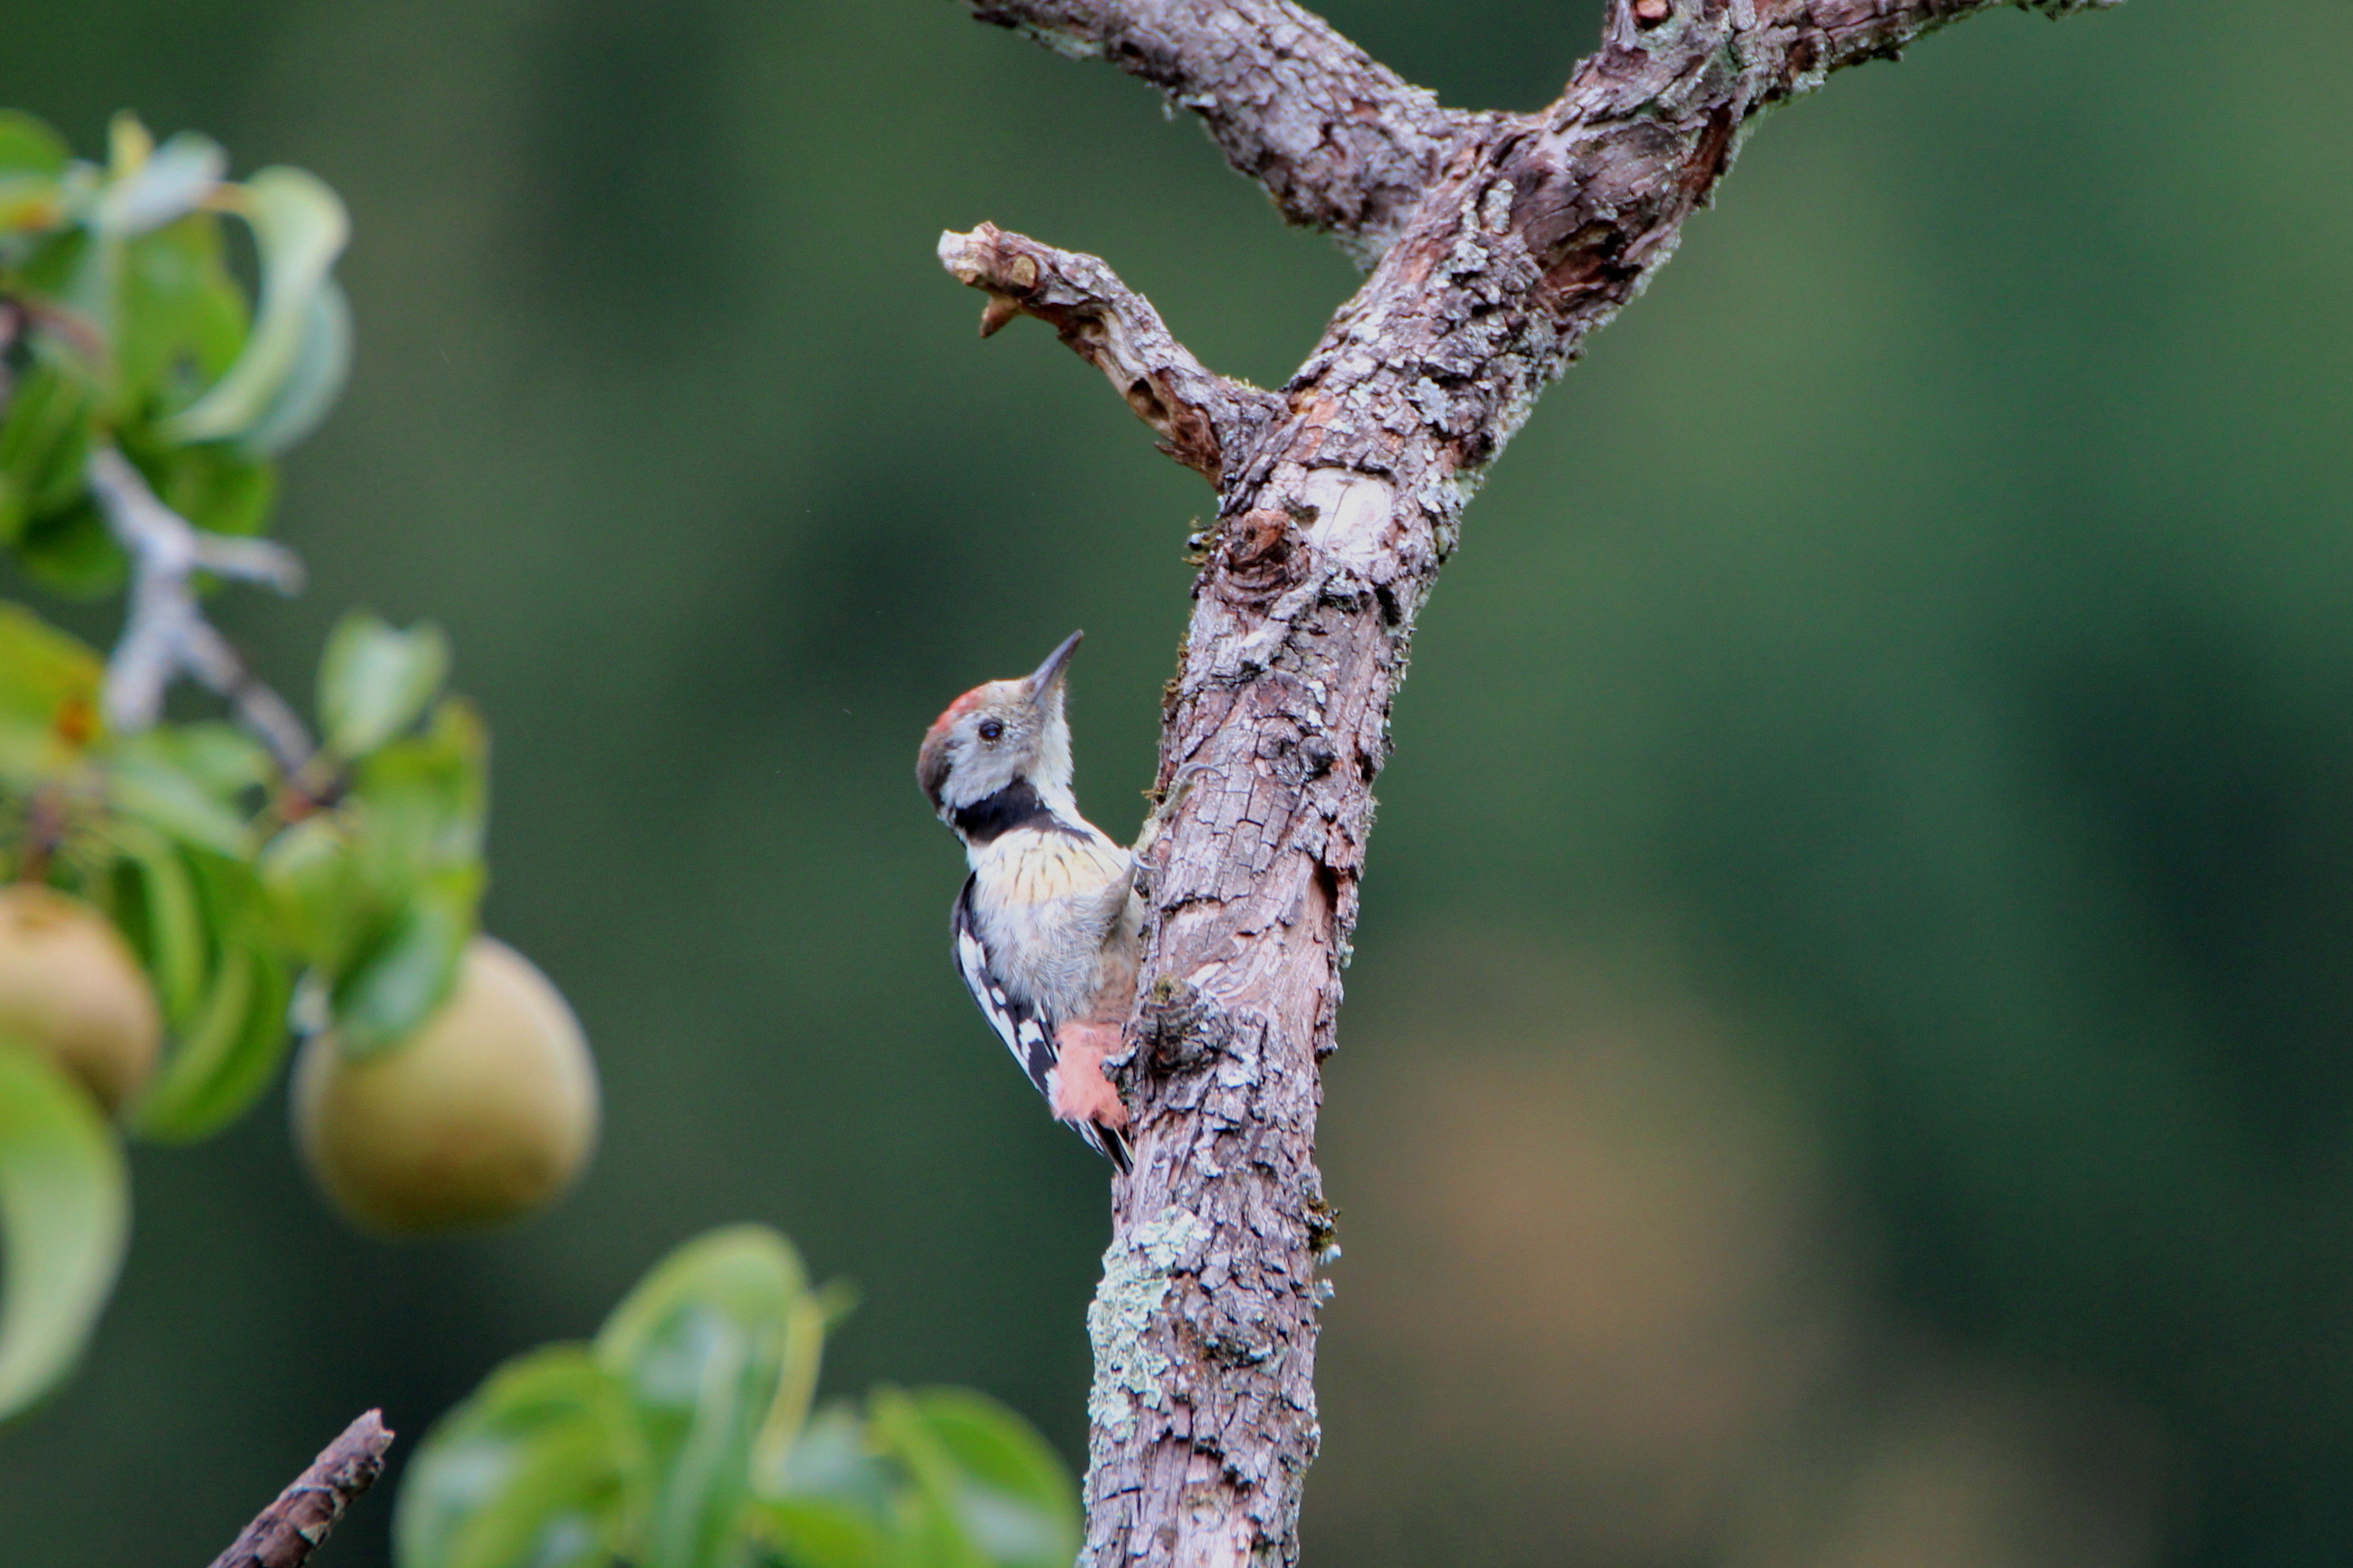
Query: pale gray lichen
1087,1205,1208,1438
1408,377,1452,428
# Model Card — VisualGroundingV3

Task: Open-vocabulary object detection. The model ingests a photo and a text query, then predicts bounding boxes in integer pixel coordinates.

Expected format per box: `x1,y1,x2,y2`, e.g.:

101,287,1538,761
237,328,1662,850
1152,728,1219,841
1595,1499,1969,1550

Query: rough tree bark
941,2,2118,1563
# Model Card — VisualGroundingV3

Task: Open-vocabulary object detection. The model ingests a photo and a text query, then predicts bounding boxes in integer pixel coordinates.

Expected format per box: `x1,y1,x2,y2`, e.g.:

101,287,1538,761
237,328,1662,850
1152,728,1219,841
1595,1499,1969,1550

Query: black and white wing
952,875,1057,1100
951,876,1132,1170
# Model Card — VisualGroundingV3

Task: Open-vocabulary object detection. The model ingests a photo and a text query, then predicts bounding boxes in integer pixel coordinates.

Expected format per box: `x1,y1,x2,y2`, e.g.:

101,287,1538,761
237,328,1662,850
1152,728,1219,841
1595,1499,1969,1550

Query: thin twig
205,1410,394,1568
83,446,314,776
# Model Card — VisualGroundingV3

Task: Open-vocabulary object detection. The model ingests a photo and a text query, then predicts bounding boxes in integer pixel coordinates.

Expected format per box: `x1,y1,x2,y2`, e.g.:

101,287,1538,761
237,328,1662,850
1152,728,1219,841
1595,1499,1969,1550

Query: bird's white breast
967,825,1140,1024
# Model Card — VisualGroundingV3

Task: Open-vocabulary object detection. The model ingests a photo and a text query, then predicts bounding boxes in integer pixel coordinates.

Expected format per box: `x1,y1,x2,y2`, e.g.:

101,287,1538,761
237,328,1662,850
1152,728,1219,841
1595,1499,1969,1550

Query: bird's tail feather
1078,1118,1135,1174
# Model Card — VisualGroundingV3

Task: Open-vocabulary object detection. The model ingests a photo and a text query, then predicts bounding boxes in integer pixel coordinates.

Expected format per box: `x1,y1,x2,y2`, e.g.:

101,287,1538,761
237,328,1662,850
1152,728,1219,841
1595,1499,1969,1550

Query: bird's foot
1048,1021,1130,1130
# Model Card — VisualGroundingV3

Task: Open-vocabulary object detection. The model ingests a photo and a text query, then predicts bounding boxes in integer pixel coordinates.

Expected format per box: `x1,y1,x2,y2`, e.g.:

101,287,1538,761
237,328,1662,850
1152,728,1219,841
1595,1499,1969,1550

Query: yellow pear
0,883,162,1110
293,935,598,1235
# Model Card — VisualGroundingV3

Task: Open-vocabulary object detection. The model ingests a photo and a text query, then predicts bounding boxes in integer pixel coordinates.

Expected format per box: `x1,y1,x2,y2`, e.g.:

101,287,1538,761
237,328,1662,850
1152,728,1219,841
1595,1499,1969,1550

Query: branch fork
85,447,314,776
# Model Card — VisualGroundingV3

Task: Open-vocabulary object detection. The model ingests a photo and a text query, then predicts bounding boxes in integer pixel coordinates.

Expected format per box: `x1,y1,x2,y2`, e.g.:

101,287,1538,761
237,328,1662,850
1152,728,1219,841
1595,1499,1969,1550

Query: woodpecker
917,631,1139,1170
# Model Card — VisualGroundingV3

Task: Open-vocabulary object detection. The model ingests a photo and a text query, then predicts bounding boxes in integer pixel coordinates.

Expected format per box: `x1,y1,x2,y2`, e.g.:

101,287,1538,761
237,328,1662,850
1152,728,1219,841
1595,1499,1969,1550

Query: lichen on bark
1086,1204,1205,1439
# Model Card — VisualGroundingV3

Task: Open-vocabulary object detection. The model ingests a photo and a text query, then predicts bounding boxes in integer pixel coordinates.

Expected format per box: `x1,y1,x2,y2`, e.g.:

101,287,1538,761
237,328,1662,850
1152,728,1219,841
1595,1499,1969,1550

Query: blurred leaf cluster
0,108,500,1425
264,618,483,1059
0,602,486,1419
399,1224,1080,1568
0,107,347,594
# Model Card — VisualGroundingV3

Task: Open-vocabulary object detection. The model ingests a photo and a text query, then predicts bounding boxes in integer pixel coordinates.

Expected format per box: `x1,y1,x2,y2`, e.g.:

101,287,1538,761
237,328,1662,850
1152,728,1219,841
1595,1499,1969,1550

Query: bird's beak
1026,630,1083,701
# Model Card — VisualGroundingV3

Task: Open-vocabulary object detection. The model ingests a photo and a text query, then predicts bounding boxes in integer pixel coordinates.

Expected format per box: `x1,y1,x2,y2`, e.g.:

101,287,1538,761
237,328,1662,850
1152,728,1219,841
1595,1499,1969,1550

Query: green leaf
104,727,264,859
151,441,275,538
100,822,209,1029
749,1289,830,1491
0,1043,129,1422
862,1392,988,1568
880,1391,1078,1568
11,224,94,321
320,614,453,761
106,112,154,181
0,603,102,789
160,167,348,447
234,274,351,457
256,813,364,973
0,359,98,543
261,693,490,1047
328,887,469,1058
752,1406,896,1568
15,498,126,599
0,174,64,238
0,113,65,246
597,1226,810,1568
753,1497,891,1568
116,213,251,419
596,1227,811,1403
396,1344,635,1568
96,130,225,238
766,1406,891,1509
0,111,68,179
141,721,270,797
351,698,488,872
130,846,290,1142
323,699,491,1051
131,898,291,1146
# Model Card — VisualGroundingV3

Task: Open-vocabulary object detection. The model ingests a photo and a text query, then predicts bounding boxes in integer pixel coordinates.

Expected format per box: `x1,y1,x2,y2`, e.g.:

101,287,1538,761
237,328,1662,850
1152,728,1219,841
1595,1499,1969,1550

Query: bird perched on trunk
917,631,1138,1169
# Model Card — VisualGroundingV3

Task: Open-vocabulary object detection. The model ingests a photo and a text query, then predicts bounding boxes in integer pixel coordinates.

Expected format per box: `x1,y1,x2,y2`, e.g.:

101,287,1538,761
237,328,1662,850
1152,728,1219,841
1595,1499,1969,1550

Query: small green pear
0,883,162,1111
293,935,599,1236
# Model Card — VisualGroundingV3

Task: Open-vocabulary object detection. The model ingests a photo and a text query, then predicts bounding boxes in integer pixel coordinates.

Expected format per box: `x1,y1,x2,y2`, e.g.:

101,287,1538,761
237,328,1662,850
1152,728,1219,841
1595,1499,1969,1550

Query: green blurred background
4,1,2349,1563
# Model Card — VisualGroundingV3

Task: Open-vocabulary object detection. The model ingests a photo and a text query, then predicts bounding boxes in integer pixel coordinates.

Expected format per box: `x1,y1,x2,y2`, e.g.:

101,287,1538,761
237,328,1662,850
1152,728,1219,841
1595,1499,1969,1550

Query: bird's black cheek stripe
952,781,1062,844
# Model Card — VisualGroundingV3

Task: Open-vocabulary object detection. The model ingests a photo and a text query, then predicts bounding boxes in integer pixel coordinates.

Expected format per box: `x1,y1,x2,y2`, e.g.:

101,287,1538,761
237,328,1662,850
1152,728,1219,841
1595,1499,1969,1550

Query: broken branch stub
937,222,1279,483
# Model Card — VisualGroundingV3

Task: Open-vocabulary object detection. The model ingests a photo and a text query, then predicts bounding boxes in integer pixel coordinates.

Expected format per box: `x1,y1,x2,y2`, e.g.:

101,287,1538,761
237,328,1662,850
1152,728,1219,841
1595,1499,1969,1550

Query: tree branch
951,2,2120,1565
84,447,314,777
938,223,1281,482
205,1410,393,1568
962,0,1494,266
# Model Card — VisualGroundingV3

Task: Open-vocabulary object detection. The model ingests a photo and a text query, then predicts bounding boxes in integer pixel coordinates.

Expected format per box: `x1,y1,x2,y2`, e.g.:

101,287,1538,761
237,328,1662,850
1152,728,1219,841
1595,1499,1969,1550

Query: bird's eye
977,719,1004,743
